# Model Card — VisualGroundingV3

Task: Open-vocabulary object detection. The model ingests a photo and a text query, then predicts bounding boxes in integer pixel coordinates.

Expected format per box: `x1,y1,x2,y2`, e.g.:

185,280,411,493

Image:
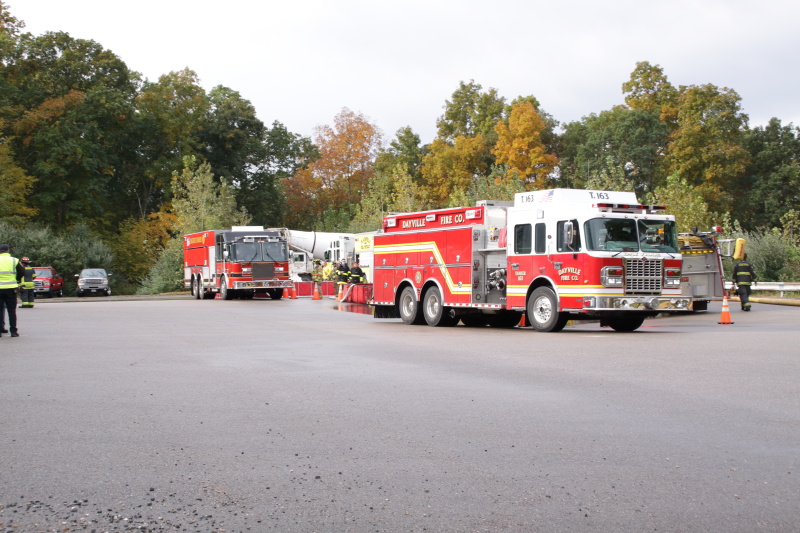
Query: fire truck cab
371,189,691,332
184,226,293,300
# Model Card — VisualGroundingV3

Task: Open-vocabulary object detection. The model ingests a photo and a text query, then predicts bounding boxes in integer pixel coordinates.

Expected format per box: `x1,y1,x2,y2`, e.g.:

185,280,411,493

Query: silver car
76,268,111,297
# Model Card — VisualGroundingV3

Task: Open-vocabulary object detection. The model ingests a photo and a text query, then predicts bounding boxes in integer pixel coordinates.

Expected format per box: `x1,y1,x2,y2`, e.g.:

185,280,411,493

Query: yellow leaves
420,135,489,206
492,101,558,189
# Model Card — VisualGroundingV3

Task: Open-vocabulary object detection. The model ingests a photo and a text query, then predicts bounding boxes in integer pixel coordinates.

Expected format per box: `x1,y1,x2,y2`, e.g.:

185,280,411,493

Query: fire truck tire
606,314,646,332
460,314,488,327
422,286,457,327
267,289,283,300
220,277,235,300
487,311,523,328
399,286,425,325
192,276,201,299
527,287,568,332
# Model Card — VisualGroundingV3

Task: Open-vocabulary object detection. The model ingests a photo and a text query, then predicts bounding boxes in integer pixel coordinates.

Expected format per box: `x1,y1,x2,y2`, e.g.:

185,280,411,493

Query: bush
722,226,800,282
0,222,114,295
137,238,184,294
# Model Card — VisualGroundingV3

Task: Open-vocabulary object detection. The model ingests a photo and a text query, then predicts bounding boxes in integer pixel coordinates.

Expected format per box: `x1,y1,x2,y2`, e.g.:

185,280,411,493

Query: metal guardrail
724,281,800,297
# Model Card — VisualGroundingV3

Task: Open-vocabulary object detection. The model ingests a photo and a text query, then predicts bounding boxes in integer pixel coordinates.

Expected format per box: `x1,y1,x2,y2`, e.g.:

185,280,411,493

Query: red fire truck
184,226,293,300
370,189,692,332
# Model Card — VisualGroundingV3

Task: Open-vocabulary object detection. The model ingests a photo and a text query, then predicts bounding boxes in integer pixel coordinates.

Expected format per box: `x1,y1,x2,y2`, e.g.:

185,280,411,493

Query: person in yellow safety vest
0,243,24,337
335,259,350,285
322,260,334,281
348,261,365,284
19,256,36,309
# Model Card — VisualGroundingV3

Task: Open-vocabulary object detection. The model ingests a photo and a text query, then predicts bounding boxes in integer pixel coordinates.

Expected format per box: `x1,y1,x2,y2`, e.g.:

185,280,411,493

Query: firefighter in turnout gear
348,261,365,284
19,257,35,308
732,254,757,311
0,243,24,337
335,259,350,285
311,260,324,292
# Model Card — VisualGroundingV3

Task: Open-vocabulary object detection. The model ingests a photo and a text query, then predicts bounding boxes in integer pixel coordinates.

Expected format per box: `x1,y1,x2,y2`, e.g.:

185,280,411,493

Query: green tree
131,69,209,215
650,174,713,232
663,83,750,214
2,31,139,228
736,118,800,230
436,80,505,143
171,155,250,234
375,126,425,181
0,122,36,225
138,156,251,294
239,121,317,226
558,107,669,198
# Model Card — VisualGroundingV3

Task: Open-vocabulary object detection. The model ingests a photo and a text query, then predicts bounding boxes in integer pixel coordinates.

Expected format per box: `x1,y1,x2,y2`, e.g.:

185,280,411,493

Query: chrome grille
625,258,662,293
252,262,275,280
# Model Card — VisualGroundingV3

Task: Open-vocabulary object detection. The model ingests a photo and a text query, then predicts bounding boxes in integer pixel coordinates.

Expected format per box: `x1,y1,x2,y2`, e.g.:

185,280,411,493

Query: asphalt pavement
1,296,799,532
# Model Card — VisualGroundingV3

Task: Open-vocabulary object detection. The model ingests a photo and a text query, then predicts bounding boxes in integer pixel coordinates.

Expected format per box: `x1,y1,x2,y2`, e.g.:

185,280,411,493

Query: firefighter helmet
21,256,31,263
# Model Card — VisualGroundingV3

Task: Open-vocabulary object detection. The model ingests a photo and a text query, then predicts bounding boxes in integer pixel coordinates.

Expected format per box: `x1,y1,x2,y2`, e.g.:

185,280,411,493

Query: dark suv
76,268,111,297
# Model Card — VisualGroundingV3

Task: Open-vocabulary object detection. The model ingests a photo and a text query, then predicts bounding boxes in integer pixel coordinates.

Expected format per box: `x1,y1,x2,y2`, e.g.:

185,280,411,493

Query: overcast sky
10,0,800,145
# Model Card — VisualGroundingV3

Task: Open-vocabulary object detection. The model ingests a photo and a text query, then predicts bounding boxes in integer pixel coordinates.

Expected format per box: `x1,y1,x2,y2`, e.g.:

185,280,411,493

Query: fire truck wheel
399,286,425,325
192,276,201,299
487,311,523,328
422,286,457,327
220,277,235,300
606,314,646,332
527,287,568,332
267,289,283,300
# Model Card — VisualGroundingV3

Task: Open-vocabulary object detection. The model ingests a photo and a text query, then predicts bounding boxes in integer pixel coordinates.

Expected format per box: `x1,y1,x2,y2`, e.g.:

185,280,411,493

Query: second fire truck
370,188,692,332
184,226,293,300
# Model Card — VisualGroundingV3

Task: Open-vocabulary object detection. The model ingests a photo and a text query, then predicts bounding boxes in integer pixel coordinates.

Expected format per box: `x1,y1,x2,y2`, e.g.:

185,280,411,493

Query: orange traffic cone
519,314,527,327
291,285,297,299
283,287,290,298
718,296,734,324
312,283,322,300
336,284,343,301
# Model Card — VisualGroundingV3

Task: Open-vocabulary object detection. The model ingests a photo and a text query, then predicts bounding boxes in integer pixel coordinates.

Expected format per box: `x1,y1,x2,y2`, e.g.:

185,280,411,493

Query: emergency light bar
594,203,667,213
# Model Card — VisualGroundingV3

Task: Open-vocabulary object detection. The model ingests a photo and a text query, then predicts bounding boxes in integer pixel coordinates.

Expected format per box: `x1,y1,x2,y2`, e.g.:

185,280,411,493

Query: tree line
1,2,798,291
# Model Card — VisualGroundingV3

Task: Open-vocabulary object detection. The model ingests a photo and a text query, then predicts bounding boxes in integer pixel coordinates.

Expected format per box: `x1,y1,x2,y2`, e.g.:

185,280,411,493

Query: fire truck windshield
230,242,288,262
584,218,679,253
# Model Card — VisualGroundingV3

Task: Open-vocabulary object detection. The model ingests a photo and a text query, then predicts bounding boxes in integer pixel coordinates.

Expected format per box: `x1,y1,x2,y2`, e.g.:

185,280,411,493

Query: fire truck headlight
274,267,285,273
583,297,596,308
601,266,624,288
664,268,682,288
242,267,252,275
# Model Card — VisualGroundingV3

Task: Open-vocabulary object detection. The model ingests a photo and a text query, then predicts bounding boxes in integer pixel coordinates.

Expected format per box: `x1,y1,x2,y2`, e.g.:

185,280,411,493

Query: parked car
75,268,111,297
33,267,64,297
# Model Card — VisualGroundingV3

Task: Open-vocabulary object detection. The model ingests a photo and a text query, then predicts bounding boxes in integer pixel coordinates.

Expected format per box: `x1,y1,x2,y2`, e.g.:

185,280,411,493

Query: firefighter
732,253,757,311
322,260,334,281
335,259,350,285
0,243,24,337
311,259,324,289
348,261,365,284
19,257,35,308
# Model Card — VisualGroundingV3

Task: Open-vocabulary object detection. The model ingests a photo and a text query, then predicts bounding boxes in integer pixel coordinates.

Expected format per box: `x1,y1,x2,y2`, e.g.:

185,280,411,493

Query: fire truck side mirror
563,221,574,249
